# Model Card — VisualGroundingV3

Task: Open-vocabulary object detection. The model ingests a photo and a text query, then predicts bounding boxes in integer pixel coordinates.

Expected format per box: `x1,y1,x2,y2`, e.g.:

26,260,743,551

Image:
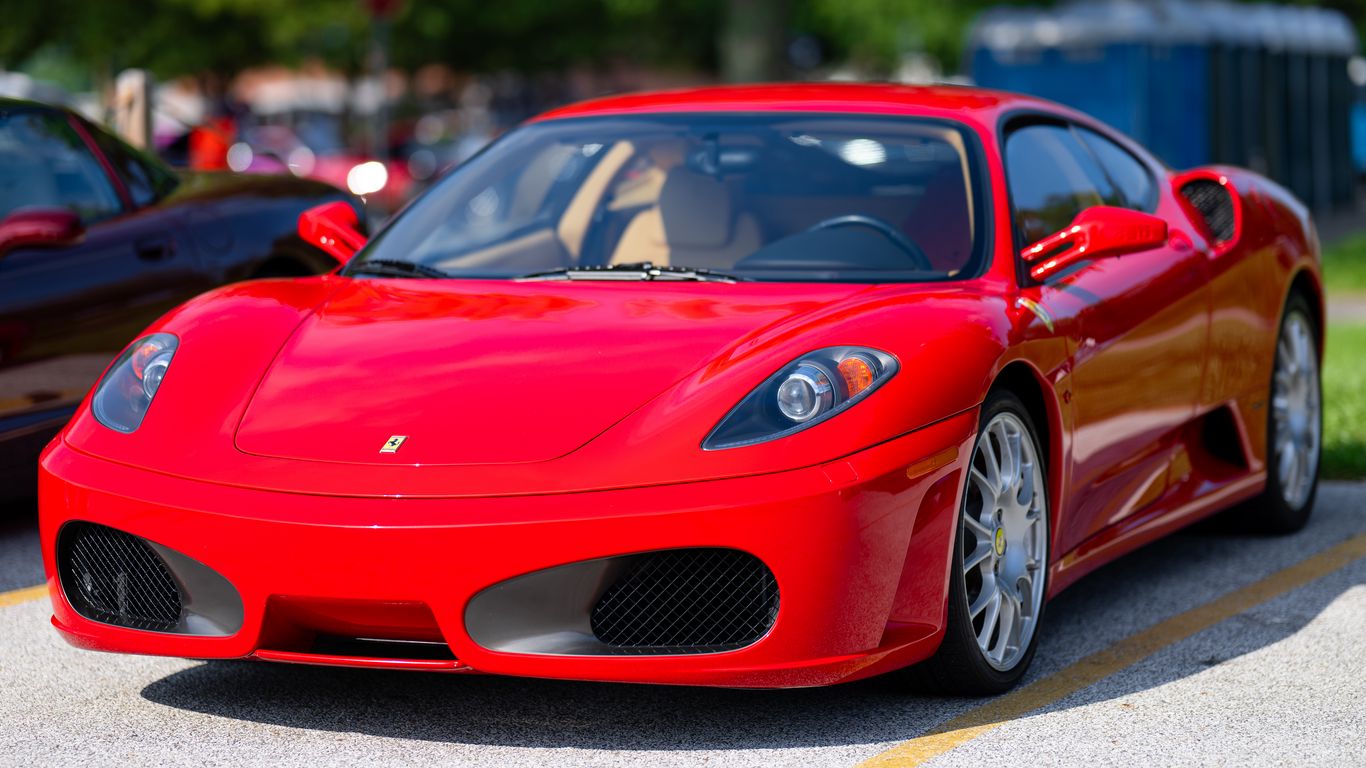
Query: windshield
349,114,986,282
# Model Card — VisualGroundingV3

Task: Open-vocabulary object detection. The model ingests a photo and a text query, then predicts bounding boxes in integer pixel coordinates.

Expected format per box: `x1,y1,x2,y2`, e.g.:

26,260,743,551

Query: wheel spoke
964,542,993,572
998,423,1021,493
992,591,1017,660
976,589,1002,648
969,468,995,503
981,435,1002,496
1294,321,1312,370
1017,457,1035,506
1295,447,1311,501
964,511,993,540
969,578,998,619
1279,336,1296,375
1280,440,1298,493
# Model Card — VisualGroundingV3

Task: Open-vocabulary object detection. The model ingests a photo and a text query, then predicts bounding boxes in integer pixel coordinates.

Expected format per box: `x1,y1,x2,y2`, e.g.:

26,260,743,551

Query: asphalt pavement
1,485,1364,767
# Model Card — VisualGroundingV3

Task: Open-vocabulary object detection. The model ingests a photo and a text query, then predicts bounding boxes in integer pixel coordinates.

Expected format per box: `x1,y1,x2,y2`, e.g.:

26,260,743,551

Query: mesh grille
1181,179,1236,243
59,522,183,632
590,548,778,653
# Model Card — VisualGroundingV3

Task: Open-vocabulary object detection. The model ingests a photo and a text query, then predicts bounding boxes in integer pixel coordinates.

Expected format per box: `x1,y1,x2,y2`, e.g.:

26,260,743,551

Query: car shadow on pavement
0,497,41,592
139,494,1364,753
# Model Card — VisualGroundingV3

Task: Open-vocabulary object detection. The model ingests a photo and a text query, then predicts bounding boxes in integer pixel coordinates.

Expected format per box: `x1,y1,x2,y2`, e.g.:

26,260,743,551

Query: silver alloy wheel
962,411,1048,672
1272,310,1321,510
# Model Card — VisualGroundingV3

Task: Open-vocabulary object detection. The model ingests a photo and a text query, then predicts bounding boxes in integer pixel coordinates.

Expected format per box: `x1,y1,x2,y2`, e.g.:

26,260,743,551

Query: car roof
533,83,1070,125
0,96,66,112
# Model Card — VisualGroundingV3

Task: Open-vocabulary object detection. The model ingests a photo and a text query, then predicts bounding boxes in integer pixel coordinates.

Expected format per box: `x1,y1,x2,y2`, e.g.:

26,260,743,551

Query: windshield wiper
347,259,452,279
516,262,743,283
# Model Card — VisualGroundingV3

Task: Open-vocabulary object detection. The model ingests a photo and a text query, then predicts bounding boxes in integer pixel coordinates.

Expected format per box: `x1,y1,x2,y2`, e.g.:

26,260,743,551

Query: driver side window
1005,123,1117,247
88,123,178,208
0,111,122,224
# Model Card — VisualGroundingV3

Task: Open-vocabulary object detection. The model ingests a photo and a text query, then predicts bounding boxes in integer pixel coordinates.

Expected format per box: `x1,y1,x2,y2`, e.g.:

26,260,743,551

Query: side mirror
1021,206,1168,282
298,201,367,264
0,208,84,257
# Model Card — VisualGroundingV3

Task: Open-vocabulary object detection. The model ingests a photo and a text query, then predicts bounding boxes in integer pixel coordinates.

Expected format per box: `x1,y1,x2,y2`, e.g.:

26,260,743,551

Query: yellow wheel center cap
994,528,1007,557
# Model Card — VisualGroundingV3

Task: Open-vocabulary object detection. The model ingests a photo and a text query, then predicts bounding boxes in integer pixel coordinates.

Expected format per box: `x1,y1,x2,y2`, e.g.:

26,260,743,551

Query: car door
0,107,200,440
1006,119,1212,557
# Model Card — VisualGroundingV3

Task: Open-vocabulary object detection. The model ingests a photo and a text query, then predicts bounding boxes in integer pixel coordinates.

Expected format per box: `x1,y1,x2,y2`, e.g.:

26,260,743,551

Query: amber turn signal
838,355,876,397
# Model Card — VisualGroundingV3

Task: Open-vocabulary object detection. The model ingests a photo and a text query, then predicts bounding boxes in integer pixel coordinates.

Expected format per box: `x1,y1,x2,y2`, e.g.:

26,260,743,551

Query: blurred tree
799,0,1054,75
721,0,789,81
0,0,368,91
2,0,1362,89
387,0,717,73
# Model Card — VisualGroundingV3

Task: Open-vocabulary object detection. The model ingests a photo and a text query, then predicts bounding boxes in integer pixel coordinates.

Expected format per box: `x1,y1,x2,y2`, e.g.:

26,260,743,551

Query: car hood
168,169,343,204
234,278,869,466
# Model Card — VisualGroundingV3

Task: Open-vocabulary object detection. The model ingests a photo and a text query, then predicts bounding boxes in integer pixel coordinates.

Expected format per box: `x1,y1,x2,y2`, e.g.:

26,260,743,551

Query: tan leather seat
611,169,761,269
901,163,974,273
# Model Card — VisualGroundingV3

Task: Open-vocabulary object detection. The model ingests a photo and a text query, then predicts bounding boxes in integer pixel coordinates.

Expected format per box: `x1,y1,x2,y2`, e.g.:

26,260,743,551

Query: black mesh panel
1181,179,1236,243
59,522,183,631
590,548,778,653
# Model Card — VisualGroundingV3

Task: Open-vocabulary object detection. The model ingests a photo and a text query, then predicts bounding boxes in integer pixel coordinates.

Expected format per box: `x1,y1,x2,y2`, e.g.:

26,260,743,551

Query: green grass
1321,234,1366,295
1323,323,1366,479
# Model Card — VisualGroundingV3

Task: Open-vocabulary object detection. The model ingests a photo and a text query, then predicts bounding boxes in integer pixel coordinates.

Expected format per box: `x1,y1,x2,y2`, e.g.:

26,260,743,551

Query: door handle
134,236,174,261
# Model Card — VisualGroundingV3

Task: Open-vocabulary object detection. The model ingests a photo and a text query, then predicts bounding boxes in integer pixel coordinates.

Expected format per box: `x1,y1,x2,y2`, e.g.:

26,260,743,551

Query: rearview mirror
1021,206,1168,282
298,201,367,264
0,208,84,257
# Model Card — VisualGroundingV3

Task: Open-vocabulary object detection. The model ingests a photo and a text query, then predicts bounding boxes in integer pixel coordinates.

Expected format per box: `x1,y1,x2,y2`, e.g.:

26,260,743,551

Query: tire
900,389,1050,695
1239,293,1321,534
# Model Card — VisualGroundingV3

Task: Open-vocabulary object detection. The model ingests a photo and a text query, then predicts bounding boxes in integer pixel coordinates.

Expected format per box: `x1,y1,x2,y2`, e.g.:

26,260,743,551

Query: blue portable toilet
970,0,1210,168
1147,0,1218,170
968,0,1359,209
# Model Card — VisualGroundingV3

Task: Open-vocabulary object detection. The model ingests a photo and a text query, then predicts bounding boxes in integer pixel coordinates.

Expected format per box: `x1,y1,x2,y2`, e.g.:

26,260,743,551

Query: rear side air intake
1180,179,1236,245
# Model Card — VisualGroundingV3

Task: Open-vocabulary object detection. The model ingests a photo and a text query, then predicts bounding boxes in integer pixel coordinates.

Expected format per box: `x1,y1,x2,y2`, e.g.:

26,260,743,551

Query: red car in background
231,122,413,212
38,85,1321,694
0,99,357,496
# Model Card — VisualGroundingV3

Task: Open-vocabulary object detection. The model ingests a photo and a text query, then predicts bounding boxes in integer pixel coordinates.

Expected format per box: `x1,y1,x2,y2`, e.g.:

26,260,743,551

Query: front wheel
902,390,1049,695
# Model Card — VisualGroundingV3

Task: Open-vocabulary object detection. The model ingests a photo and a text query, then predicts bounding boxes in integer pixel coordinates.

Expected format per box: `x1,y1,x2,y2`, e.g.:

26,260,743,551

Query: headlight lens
91,333,178,433
703,346,898,450
775,365,833,422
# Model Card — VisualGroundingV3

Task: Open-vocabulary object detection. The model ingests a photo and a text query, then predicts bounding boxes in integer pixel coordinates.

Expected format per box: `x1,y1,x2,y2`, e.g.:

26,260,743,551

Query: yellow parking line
861,531,1366,767
0,584,48,608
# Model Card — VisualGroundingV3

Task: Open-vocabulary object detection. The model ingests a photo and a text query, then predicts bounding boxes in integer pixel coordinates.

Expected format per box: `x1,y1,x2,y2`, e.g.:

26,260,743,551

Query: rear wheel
903,390,1049,695
1242,294,1321,533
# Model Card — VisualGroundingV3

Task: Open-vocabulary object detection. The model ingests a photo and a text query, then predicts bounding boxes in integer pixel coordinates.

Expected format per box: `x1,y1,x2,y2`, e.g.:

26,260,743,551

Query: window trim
63,112,134,213
998,109,1166,287
81,119,179,209
353,111,996,285
1072,124,1160,214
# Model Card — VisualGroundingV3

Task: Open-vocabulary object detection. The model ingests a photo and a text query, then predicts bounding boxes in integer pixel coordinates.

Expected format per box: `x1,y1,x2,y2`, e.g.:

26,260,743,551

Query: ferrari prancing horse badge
380,435,408,454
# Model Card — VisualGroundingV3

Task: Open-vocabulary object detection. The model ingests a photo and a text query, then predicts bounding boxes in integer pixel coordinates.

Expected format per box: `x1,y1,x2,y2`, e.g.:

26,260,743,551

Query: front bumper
39,412,973,688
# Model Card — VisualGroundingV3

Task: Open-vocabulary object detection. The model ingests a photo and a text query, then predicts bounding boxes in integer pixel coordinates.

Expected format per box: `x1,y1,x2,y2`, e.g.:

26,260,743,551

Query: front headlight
703,346,898,450
91,333,178,433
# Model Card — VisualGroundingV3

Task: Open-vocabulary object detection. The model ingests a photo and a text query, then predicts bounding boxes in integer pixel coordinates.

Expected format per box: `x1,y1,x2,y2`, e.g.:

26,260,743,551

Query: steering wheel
804,214,932,270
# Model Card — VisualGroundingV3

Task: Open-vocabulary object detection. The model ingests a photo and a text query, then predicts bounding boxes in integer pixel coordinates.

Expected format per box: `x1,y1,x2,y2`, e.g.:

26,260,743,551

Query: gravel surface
1,484,1363,767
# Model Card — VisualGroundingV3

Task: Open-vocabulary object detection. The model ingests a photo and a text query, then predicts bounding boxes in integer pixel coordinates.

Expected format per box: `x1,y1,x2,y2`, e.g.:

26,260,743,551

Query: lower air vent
590,548,778,653
1181,179,1236,244
59,522,183,631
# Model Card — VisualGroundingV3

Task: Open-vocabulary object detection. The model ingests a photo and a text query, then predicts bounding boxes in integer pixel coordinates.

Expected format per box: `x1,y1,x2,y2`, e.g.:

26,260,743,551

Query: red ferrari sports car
38,84,1322,694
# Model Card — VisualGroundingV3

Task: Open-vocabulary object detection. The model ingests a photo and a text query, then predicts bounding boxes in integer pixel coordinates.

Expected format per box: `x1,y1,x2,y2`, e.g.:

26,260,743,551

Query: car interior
412,120,981,281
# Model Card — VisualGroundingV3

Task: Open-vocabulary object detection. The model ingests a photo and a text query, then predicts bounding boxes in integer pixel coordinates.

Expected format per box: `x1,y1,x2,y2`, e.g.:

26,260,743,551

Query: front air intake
59,522,183,632
1180,179,1236,244
590,548,778,653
